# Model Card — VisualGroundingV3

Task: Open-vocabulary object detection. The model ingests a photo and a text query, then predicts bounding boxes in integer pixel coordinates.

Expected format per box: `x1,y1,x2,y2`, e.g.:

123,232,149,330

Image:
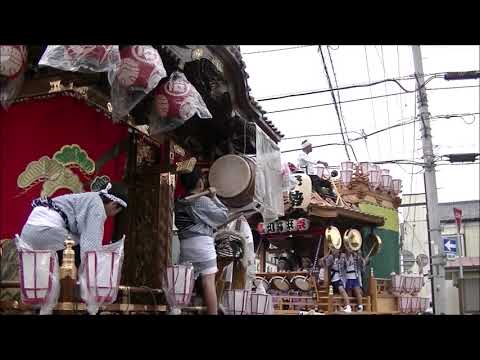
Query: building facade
400,195,480,314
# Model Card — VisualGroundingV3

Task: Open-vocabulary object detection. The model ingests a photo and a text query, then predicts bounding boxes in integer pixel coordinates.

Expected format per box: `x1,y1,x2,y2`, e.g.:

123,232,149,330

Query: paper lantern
18,249,56,305
390,273,404,295
82,249,122,303
285,218,297,232
117,45,165,91
296,218,310,231
275,220,288,233
392,179,402,195
0,45,27,78
257,223,265,234
289,173,312,209
410,296,421,313
65,45,111,65
223,289,250,315
381,174,392,192
368,169,381,189
165,264,195,307
316,164,325,178
399,295,412,313
402,274,422,295
340,169,353,187
249,293,272,315
341,161,354,171
359,162,369,175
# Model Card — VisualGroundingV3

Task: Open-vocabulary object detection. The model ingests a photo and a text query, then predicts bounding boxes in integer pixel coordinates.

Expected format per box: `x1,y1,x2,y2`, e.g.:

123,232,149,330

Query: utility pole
411,45,447,315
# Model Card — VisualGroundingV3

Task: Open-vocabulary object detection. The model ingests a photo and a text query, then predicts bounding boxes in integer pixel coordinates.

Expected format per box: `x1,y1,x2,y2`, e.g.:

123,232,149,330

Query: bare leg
353,287,363,309
201,273,218,315
337,286,350,308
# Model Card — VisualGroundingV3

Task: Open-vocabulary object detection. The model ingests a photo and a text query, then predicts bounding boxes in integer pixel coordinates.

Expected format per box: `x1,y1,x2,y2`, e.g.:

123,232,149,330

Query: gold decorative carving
192,48,204,60
49,80,63,93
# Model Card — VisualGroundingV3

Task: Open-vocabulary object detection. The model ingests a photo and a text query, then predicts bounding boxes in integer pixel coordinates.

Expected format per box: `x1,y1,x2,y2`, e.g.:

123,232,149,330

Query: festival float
253,161,429,314
0,45,284,315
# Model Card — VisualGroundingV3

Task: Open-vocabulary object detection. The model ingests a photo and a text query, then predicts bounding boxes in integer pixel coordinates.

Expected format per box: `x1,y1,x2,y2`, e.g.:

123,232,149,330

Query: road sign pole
454,208,464,279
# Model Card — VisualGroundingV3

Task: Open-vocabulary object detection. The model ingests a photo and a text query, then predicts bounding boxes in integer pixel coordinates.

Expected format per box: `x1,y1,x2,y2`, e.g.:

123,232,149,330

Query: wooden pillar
323,234,330,288
368,268,378,312
327,285,334,313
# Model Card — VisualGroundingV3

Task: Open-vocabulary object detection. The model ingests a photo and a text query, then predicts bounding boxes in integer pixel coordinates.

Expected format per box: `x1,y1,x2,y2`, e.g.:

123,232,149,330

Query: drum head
270,276,290,292
291,276,312,292
209,155,252,198
325,226,342,250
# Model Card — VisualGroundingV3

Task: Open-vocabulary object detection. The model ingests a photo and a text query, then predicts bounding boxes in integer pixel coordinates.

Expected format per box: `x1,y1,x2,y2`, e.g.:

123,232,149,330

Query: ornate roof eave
307,203,385,227
157,45,283,143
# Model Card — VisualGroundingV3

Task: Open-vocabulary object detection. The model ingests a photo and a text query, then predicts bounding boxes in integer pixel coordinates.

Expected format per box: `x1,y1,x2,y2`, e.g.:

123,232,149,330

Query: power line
318,45,352,161
380,45,394,159
257,73,444,102
397,45,406,150
264,84,479,115
242,45,315,55
435,162,480,166
281,112,479,142
364,45,382,159
280,112,480,153
326,46,359,161
256,71,448,101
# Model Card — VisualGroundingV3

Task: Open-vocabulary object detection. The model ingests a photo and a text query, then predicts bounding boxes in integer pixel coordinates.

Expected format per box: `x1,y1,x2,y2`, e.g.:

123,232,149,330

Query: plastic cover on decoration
78,237,124,315
148,71,212,135
0,45,28,109
163,263,195,314
38,45,120,73
248,282,274,315
108,45,167,121
15,234,60,315
280,162,296,191
254,125,284,224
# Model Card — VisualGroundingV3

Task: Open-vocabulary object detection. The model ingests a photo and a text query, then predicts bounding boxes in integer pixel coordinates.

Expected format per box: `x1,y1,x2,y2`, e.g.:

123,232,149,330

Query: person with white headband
297,140,328,173
19,182,127,267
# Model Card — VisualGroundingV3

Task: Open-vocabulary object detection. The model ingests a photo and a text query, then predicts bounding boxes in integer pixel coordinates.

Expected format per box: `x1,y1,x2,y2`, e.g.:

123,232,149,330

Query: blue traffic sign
442,236,457,255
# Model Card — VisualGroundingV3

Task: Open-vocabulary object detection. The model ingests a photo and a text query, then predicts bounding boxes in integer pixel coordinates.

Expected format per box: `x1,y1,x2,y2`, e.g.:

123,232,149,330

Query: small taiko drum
208,154,256,209
269,276,290,292
291,275,312,292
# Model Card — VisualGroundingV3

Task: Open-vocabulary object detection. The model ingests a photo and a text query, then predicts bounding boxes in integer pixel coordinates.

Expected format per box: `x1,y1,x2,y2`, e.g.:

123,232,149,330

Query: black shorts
331,280,344,292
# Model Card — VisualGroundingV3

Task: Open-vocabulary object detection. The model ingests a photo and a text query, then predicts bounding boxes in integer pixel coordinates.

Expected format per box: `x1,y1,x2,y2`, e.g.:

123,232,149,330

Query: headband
99,183,127,208
302,141,312,149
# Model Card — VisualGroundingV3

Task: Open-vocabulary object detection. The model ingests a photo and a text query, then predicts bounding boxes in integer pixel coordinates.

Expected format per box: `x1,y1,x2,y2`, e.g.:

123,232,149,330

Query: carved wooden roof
156,45,283,142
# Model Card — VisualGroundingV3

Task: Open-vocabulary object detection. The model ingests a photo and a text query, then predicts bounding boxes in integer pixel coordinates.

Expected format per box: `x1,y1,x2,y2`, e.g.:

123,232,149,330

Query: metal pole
411,45,446,314
457,224,464,279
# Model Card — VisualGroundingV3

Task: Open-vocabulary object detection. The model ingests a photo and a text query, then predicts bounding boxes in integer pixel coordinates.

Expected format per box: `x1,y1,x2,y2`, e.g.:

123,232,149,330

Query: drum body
209,155,256,209
269,276,290,292
291,275,312,292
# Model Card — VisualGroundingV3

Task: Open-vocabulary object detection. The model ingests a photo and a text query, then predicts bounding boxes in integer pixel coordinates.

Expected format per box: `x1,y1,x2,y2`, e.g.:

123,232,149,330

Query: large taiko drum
291,275,312,292
208,154,256,209
269,276,290,292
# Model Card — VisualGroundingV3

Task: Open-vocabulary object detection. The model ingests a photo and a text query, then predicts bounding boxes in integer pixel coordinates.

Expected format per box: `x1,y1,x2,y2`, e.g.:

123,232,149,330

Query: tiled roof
227,46,284,139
